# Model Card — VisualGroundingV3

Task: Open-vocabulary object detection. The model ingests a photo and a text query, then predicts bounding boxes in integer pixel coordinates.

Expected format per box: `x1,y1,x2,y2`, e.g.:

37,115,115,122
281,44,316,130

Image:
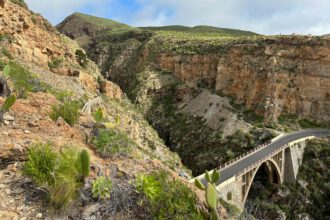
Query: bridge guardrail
219,141,272,171
235,136,315,177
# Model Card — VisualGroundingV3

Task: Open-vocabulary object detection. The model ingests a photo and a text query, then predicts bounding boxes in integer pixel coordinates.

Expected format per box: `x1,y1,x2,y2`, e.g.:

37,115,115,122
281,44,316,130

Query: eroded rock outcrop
155,37,330,123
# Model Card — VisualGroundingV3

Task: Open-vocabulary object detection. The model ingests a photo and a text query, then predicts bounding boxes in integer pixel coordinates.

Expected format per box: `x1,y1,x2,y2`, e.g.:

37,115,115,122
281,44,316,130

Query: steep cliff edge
0,1,212,219
58,14,329,177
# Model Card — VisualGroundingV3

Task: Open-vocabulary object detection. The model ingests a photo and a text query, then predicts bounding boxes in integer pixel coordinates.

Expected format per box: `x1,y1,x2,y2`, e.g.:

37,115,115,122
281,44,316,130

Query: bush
23,143,57,186
3,62,41,98
92,128,134,156
298,118,329,129
75,49,87,68
48,58,64,70
50,100,81,126
2,48,13,59
23,143,86,208
92,176,113,199
135,170,203,220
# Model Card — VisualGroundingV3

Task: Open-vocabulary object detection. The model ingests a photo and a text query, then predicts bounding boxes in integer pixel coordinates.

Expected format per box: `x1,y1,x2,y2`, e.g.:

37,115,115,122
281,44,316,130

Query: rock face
99,80,123,100
155,37,330,123
58,13,330,124
0,0,80,74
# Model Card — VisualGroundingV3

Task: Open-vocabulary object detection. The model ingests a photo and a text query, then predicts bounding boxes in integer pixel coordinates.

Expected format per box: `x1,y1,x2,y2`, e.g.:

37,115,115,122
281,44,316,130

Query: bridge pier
284,141,306,183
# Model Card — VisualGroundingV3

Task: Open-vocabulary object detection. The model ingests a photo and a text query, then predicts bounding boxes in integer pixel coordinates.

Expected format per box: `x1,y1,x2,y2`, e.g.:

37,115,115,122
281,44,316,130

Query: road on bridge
197,129,330,186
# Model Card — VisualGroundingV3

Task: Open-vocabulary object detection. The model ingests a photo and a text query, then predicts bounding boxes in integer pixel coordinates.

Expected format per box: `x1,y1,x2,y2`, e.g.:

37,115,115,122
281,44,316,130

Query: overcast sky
25,0,330,35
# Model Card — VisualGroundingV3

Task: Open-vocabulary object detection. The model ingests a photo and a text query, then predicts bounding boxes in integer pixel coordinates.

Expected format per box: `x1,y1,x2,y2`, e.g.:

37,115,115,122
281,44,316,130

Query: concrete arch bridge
191,129,330,210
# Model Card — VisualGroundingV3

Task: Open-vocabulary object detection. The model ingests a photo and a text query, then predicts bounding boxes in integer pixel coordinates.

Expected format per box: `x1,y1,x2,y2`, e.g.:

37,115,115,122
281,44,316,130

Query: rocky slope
0,1,217,219
58,12,330,219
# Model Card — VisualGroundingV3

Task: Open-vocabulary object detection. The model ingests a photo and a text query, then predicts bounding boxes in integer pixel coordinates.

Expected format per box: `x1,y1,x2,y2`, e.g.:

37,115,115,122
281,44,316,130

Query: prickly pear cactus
2,95,16,111
194,169,221,220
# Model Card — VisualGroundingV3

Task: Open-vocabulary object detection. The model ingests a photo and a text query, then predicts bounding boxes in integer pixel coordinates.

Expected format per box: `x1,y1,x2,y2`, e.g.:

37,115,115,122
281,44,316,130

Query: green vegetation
219,198,241,217
72,12,138,33
2,48,13,59
48,58,64,70
195,170,221,220
0,95,16,122
136,170,203,220
9,0,27,8
23,143,88,207
92,108,104,123
75,49,88,68
136,174,161,201
2,62,49,98
1,94,16,112
92,128,135,157
50,99,81,126
92,176,113,199
298,118,329,129
141,25,258,37
80,150,90,179
0,34,12,42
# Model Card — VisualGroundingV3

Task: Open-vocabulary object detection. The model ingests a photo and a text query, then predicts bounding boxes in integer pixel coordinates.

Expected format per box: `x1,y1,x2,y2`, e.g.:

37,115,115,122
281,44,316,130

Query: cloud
25,0,330,35
129,0,330,35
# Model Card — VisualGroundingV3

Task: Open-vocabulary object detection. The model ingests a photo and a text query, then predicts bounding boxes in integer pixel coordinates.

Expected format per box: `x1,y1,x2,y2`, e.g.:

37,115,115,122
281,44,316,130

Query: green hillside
140,25,258,36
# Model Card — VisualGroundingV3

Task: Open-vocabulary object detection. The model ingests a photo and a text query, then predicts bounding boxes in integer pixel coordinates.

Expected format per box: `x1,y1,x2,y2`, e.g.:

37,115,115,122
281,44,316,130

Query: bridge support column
217,177,244,210
284,141,306,183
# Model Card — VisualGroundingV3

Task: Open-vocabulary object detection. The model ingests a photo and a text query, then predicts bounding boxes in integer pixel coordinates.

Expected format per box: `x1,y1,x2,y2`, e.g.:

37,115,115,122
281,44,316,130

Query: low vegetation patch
48,58,64,70
135,170,203,220
2,62,51,98
9,0,27,8
298,118,329,129
50,99,81,126
23,143,90,208
92,176,113,199
92,128,135,157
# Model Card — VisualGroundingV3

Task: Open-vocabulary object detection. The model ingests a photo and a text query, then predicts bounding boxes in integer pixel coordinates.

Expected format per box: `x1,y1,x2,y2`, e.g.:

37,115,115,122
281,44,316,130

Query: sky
25,0,330,35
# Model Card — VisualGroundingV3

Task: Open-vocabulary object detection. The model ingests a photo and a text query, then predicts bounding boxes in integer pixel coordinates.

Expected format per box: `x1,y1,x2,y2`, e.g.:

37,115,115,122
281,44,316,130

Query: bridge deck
197,129,330,186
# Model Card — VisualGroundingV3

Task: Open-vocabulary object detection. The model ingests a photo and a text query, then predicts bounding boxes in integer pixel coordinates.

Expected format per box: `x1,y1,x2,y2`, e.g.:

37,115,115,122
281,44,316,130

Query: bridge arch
242,158,282,205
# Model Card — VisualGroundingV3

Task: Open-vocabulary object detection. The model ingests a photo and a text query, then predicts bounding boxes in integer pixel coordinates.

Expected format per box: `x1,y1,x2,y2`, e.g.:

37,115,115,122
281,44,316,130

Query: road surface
197,129,330,186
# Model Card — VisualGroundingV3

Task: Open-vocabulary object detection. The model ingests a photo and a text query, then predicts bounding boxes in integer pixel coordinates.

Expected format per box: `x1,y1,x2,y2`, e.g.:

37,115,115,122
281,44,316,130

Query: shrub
298,118,329,129
135,170,203,220
50,99,81,126
48,58,64,70
2,48,13,59
75,49,87,68
0,35,12,42
136,174,161,201
0,95,16,123
3,62,37,98
23,143,87,208
23,143,57,186
92,176,113,199
92,128,134,156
